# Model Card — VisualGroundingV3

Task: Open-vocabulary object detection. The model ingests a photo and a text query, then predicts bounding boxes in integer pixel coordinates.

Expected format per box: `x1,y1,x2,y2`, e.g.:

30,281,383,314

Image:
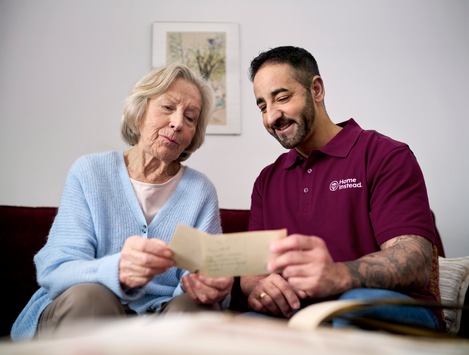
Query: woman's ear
310,75,325,102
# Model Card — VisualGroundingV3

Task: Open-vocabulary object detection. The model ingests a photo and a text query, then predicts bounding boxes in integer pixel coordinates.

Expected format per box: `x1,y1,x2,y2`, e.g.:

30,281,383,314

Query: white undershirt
130,166,185,225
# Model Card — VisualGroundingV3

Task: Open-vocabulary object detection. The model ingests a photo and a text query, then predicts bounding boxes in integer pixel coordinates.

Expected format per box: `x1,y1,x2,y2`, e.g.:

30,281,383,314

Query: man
240,46,444,330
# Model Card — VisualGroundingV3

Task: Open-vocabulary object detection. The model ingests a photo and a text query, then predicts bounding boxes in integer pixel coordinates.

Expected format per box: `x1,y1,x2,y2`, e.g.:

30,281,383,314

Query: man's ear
310,75,325,102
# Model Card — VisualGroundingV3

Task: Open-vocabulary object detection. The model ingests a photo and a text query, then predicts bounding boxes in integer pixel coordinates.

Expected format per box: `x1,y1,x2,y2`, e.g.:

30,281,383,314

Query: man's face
253,63,315,149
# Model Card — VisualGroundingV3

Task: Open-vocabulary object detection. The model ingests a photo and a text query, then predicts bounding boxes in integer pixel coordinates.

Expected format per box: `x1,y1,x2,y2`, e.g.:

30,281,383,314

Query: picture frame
152,22,241,135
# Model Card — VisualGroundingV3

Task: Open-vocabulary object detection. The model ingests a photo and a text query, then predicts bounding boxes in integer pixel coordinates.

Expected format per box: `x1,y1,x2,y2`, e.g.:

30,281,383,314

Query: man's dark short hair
249,46,321,89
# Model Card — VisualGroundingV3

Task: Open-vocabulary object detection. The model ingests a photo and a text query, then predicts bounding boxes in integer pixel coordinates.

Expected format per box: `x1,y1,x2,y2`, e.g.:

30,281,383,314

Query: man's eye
277,96,288,102
259,106,266,113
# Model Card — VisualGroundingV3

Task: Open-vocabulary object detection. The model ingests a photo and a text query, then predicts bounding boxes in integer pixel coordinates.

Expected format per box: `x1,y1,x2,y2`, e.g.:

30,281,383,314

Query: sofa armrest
439,256,469,335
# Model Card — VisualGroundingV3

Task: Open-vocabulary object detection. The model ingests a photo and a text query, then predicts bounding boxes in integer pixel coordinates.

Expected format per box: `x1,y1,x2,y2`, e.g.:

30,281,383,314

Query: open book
288,298,465,338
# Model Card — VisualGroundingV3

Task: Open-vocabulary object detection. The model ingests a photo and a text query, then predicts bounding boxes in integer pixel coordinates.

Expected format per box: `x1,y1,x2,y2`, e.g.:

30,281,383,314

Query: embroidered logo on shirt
329,178,363,191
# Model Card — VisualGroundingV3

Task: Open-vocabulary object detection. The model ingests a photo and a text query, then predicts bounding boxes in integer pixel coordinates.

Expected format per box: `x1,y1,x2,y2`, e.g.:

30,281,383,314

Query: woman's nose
169,111,184,130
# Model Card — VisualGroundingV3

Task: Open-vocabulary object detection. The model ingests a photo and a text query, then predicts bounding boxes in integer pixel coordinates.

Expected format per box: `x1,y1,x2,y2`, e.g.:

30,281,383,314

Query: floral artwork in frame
152,22,241,135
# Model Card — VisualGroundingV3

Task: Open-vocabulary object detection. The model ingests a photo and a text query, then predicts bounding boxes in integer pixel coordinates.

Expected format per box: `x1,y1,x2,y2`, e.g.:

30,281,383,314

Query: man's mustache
271,117,294,130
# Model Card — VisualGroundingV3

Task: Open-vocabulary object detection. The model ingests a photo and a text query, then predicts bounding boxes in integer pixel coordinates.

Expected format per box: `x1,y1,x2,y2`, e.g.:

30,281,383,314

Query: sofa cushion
438,256,469,334
219,208,250,312
220,208,250,234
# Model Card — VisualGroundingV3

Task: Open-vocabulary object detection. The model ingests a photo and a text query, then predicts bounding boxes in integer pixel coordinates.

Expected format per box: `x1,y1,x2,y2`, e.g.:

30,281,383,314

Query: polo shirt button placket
303,188,309,193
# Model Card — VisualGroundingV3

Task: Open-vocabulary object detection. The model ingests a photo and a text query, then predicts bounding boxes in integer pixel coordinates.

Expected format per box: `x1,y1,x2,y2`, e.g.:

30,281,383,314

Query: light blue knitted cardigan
11,151,222,340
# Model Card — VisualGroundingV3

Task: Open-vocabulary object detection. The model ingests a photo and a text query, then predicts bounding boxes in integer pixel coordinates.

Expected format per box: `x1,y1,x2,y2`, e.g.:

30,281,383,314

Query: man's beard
271,94,315,149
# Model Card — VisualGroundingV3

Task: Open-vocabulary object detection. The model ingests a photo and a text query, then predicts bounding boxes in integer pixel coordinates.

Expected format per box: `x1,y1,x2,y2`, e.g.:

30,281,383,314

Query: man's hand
268,234,349,299
119,236,175,290
182,274,234,304
268,233,433,299
244,273,301,318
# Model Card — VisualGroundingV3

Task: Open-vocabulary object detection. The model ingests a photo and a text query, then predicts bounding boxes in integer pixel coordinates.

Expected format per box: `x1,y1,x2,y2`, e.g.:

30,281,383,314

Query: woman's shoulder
72,151,122,168
182,165,211,181
68,151,123,179
75,150,120,162
181,166,217,191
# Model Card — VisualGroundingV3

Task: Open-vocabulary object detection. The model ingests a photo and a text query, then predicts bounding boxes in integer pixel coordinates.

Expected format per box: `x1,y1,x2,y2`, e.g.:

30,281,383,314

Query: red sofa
2,205,467,340
0,205,250,339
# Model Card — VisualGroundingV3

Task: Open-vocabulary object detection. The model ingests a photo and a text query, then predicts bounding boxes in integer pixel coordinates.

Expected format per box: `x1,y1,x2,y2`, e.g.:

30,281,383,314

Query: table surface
1,313,468,355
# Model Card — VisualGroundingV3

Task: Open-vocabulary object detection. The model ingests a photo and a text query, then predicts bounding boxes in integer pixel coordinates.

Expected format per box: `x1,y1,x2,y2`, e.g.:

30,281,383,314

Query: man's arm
268,234,433,300
345,234,432,291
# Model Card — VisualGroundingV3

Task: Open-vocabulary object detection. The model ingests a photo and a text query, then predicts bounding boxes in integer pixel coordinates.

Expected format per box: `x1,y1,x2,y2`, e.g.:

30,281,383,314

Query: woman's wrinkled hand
182,274,234,304
119,236,175,290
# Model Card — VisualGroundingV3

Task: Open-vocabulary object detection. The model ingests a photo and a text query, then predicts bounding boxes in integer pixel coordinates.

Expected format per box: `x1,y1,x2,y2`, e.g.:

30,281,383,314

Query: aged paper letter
169,225,287,277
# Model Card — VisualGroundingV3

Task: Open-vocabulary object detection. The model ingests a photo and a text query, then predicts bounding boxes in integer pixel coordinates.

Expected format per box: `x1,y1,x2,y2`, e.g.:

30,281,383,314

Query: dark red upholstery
1,206,57,339
0,205,447,339
219,209,251,313
220,208,250,234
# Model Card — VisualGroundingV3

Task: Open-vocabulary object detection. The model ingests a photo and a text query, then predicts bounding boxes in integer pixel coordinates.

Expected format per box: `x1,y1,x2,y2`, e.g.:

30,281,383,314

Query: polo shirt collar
320,118,362,158
282,118,363,169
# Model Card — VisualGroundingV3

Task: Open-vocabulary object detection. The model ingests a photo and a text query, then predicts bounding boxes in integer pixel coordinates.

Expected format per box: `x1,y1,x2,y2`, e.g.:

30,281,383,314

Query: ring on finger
259,292,267,300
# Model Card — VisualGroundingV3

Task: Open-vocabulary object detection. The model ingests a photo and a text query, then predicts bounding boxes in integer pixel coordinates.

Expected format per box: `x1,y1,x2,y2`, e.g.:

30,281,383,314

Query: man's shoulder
359,128,409,150
342,119,409,152
349,129,418,177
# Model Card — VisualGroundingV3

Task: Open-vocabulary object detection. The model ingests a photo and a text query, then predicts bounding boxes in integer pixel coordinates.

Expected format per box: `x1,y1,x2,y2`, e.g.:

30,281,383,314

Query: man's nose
265,106,282,126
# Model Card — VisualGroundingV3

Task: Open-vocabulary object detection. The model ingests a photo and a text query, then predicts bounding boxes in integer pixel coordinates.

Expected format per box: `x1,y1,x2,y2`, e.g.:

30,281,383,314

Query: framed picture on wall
152,22,241,135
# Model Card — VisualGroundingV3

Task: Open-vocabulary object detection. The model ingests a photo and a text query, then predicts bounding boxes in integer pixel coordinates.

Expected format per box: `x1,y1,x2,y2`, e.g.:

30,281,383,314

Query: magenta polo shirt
249,119,440,307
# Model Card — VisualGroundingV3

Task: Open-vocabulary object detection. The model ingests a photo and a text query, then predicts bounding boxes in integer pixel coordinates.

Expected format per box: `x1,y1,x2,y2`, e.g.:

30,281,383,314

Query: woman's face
138,78,202,163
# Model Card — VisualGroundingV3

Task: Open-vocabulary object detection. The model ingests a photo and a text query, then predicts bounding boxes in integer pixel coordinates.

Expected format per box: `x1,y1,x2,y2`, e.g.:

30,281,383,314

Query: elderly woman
11,64,233,341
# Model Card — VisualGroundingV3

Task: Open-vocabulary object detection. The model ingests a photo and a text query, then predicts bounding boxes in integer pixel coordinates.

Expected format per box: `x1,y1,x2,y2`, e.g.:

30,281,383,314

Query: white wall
1,0,468,257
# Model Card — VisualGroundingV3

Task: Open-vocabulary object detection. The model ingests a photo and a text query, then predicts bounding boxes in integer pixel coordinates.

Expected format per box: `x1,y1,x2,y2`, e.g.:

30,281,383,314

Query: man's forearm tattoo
345,235,432,291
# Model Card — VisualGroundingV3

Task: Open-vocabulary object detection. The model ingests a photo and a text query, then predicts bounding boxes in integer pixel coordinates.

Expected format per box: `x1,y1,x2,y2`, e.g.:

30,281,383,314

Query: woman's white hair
121,63,214,162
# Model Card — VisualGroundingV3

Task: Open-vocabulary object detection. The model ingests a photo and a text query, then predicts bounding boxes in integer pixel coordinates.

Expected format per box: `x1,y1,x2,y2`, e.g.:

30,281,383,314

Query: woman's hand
182,274,234,304
119,236,175,290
